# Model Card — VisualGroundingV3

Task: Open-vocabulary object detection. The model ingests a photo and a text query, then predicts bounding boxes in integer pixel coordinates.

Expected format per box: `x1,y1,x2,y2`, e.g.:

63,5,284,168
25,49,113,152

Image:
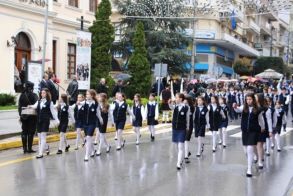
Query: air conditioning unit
219,11,230,21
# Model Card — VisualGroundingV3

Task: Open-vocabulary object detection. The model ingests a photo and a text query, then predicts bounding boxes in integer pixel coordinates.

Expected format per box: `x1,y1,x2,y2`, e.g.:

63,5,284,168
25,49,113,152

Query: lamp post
41,0,49,76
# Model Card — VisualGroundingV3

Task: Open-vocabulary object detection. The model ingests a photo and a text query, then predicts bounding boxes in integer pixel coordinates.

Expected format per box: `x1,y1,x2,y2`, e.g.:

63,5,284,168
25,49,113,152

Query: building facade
0,0,120,94
184,0,292,77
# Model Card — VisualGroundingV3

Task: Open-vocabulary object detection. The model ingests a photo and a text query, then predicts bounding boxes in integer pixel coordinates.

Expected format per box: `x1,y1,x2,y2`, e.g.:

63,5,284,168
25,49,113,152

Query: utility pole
42,0,49,76
190,0,197,79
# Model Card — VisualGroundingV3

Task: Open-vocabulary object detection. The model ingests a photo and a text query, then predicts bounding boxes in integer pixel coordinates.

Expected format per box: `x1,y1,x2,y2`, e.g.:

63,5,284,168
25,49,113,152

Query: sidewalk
0,110,21,139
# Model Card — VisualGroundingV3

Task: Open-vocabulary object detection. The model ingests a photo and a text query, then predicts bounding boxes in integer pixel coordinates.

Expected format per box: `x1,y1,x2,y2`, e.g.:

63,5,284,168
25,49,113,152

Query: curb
0,123,145,151
0,109,17,113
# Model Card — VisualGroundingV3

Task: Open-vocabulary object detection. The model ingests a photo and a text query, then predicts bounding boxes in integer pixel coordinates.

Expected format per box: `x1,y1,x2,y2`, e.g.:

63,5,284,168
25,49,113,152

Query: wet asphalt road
0,124,292,196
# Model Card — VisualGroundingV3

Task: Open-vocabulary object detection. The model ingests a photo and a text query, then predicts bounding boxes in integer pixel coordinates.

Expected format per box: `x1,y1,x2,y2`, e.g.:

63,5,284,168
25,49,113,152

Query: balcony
221,33,260,57
260,23,271,36
244,18,260,35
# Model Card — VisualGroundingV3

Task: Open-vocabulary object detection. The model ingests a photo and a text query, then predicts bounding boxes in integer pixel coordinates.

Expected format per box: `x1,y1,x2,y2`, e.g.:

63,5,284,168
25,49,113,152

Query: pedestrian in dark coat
18,81,38,153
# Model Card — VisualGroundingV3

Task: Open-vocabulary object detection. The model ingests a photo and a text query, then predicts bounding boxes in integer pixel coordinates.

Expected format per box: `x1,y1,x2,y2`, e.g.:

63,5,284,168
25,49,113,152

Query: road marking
0,125,173,168
0,156,34,168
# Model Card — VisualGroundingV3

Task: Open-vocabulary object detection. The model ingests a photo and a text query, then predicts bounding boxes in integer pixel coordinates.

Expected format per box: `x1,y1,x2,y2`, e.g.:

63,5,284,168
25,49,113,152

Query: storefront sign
19,0,46,8
184,29,216,40
76,31,92,90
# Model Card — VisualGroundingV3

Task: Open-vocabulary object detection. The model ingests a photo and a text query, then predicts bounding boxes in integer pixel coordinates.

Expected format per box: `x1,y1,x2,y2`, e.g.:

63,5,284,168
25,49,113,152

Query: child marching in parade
83,90,103,161
96,93,111,156
255,93,272,169
56,94,74,154
208,96,226,153
193,96,209,157
145,93,159,141
111,92,134,150
132,94,145,145
218,97,229,148
234,93,265,177
184,96,194,162
169,93,190,170
273,101,287,152
29,88,59,159
73,94,85,150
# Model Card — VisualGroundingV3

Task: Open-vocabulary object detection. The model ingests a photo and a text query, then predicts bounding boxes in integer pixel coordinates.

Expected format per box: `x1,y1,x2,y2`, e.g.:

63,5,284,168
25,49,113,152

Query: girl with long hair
208,95,225,153
96,93,111,156
132,94,145,145
193,96,209,157
29,88,59,159
56,94,74,154
234,93,265,177
83,89,103,161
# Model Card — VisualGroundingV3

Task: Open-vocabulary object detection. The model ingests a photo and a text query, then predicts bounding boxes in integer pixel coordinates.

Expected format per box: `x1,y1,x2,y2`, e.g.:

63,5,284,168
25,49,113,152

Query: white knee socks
39,132,47,156
94,128,99,144
116,129,123,149
265,138,270,154
98,133,109,154
184,141,189,158
197,137,203,155
218,129,223,144
85,136,92,159
247,145,254,175
222,128,227,146
75,128,82,148
212,131,217,150
134,127,140,144
177,143,184,167
275,134,281,150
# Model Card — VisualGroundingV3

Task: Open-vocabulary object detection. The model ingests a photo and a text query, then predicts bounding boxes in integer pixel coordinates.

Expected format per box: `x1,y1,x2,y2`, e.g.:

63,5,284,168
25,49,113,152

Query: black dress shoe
46,146,50,155
188,152,191,157
90,150,97,157
201,144,205,153
84,158,89,162
277,149,282,152
56,150,63,154
23,150,28,154
185,158,190,164
151,136,155,142
116,147,121,151
177,166,181,170
36,155,43,159
122,140,126,148
94,142,98,146
212,149,216,153
266,153,270,156
246,173,252,178
223,145,227,148
65,145,70,152
96,152,101,156
254,159,258,164
196,154,201,158
258,166,264,169
27,149,36,153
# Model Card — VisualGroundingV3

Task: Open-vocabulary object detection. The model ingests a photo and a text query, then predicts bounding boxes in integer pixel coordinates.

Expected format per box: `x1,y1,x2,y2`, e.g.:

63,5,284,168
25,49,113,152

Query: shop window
67,43,76,79
68,0,78,8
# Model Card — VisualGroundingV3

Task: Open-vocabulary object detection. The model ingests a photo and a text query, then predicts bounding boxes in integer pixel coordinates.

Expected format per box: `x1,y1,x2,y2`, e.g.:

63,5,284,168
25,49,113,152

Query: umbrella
255,69,283,79
217,78,238,83
240,76,249,80
114,73,131,81
206,78,217,84
189,79,198,84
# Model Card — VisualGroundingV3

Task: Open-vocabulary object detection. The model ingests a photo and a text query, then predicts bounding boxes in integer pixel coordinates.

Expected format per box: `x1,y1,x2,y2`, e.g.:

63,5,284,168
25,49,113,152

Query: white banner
27,62,42,94
76,31,92,90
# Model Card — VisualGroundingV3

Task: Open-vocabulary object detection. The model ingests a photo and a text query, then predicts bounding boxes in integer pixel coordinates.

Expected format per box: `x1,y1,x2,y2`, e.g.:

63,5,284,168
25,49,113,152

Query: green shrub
0,94,16,106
